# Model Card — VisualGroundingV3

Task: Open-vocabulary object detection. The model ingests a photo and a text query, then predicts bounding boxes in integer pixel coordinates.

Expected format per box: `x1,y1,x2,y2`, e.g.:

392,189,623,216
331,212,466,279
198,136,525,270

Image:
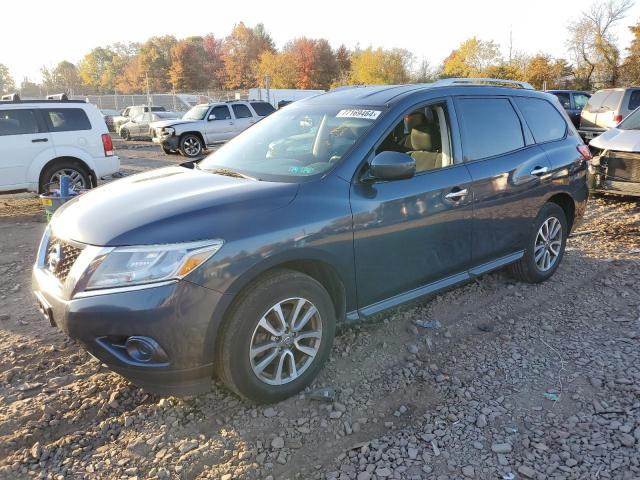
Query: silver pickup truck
150,101,275,157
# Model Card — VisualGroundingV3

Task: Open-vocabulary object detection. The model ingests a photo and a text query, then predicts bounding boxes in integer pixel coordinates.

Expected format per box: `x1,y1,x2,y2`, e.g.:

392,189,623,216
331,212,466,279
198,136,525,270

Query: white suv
0,96,120,193
150,101,275,157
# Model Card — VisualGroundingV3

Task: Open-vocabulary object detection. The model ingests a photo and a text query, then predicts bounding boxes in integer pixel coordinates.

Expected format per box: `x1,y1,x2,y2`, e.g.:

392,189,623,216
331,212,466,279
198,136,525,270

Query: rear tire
39,160,91,193
509,202,568,283
179,134,203,158
120,128,130,141
215,269,336,404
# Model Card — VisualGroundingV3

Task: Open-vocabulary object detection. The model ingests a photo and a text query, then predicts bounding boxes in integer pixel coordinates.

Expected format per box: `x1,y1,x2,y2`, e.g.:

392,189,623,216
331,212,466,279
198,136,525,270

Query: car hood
590,127,640,152
51,166,298,246
149,119,197,129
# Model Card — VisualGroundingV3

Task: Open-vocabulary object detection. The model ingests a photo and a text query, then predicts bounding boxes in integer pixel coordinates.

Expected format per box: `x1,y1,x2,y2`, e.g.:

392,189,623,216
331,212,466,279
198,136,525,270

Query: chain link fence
68,91,249,112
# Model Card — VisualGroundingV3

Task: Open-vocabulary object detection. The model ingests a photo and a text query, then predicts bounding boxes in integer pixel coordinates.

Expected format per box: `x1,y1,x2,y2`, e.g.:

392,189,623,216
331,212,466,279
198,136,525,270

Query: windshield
618,108,640,130
183,105,210,121
199,105,382,181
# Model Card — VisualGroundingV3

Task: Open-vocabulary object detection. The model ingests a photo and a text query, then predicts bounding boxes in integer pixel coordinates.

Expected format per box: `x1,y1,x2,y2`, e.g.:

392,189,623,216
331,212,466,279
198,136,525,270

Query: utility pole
145,72,151,105
508,26,513,64
264,75,271,105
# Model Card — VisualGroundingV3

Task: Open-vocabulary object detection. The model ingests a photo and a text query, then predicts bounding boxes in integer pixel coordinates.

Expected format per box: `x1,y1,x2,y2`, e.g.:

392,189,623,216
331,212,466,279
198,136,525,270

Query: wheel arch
546,192,576,232
179,131,206,146
37,156,95,192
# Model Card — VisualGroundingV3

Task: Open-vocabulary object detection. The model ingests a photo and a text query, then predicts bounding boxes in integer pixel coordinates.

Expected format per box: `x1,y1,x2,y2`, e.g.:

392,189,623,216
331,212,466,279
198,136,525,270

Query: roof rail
1,92,20,101
46,93,69,101
432,78,534,90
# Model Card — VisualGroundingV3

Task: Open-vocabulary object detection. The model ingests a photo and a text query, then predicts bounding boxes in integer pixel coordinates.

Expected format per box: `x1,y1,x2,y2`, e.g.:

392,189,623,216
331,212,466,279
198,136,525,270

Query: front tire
179,134,203,158
216,269,336,403
510,202,568,283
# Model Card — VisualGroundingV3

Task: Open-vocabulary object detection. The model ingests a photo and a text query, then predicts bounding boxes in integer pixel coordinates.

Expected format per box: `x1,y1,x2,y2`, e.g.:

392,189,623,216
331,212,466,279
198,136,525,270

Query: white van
0,95,119,193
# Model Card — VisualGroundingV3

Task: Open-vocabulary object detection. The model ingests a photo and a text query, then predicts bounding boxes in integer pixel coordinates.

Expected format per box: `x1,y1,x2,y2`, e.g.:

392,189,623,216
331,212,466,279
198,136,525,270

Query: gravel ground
0,140,639,479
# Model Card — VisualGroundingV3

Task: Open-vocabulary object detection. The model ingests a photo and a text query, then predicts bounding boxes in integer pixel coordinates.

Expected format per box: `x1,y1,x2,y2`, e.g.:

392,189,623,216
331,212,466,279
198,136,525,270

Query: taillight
577,144,593,162
614,114,623,124
102,133,114,157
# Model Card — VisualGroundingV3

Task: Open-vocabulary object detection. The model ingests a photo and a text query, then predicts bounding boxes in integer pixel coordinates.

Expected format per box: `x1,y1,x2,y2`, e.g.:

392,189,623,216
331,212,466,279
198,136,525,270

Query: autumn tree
442,37,501,77
334,44,352,85
522,54,571,89
280,37,338,89
256,51,298,88
348,47,413,84
203,34,225,89
567,0,633,87
41,61,82,94
137,36,177,91
169,37,210,91
223,22,275,89
0,64,15,93
621,21,640,84
412,58,436,83
78,43,138,93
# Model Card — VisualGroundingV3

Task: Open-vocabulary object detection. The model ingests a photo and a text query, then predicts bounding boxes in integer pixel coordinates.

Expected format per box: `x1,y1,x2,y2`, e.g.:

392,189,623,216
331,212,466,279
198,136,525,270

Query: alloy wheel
49,169,87,191
183,137,202,156
534,216,562,272
249,297,322,386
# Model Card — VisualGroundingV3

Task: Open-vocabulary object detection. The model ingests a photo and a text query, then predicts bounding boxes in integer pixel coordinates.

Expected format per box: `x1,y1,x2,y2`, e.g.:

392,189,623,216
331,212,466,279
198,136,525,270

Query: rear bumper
32,266,227,395
589,151,640,197
93,155,120,179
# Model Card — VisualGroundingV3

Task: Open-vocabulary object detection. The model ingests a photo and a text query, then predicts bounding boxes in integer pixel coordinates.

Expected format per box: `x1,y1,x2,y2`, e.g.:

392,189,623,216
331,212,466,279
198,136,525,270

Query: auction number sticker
336,109,381,120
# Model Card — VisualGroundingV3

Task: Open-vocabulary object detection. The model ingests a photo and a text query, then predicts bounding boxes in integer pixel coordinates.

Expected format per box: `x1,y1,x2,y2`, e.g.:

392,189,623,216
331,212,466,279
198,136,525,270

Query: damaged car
589,106,640,197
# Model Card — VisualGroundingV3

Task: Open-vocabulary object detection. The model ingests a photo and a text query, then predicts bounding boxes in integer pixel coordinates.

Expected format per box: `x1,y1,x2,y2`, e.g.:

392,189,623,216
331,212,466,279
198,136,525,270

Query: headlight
85,240,223,290
162,127,175,135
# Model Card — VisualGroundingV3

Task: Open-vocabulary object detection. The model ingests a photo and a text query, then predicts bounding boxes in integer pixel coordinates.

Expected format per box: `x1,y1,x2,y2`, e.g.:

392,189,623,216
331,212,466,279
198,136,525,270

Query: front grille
45,237,82,283
604,151,640,182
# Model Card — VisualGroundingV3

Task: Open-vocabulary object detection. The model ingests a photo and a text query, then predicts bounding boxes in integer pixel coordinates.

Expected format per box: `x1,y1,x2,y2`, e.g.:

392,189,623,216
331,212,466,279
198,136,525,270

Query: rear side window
150,106,166,112
0,109,39,136
251,102,276,116
601,91,623,111
552,92,571,109
457,98,524,161
210,105,231,120
515,98,567,143
232,104,252,118
628,90,640,111
573,93,590,110
42,108,91,132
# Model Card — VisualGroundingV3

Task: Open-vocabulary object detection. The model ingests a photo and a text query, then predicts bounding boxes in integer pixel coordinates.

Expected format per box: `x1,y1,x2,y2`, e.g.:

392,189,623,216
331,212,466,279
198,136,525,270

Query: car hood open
590,127,640,152
51,166,298,246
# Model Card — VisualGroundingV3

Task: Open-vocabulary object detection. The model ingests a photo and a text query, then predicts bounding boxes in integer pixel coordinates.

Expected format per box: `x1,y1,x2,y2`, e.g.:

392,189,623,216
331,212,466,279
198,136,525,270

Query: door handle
530,166,549,176
32,138,48,143
444,188,468,201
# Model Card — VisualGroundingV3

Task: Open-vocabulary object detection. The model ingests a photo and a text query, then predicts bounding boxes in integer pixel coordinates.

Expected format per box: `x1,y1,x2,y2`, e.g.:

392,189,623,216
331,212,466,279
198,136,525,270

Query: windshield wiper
207,167,256,180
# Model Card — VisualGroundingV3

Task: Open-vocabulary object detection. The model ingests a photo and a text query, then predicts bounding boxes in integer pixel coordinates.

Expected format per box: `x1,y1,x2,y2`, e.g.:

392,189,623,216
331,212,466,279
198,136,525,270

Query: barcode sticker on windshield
336,109,381,120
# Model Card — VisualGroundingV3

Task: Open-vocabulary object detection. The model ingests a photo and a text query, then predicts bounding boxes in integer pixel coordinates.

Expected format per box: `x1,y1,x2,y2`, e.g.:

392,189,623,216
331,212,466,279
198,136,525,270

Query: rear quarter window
601,91,623,111
42,108,92,132
456,98,525,161
585,91,611,112
628,90,640,111
251,102,276,116
515,97,567,143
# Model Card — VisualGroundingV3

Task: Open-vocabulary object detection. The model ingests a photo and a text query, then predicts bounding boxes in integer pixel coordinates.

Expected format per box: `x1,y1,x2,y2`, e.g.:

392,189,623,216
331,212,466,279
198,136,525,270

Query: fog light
125,336,165,363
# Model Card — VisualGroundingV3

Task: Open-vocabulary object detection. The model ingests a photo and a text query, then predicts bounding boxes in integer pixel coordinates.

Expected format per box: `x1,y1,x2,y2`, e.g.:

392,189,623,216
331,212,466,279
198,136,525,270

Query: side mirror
208,114,216,121
365,151,416,182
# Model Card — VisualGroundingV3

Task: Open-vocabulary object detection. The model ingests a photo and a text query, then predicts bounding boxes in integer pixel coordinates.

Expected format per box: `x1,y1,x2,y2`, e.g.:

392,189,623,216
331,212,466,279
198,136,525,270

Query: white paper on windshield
336,109,381,120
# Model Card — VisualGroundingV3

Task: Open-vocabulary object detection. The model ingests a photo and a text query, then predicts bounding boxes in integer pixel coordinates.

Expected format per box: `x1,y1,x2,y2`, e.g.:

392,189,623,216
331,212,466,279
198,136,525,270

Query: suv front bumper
32,266,228,395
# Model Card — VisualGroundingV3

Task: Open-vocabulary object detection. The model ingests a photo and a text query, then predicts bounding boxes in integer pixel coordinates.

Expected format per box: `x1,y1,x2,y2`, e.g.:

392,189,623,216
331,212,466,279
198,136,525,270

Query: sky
3,0,640,83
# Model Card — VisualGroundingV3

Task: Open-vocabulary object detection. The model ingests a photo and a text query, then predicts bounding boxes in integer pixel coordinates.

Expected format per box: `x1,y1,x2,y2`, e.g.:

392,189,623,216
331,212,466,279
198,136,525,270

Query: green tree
348,47,413,85
441,37,501,78
334,44,352,86
0,64,15,93
223,22,275,89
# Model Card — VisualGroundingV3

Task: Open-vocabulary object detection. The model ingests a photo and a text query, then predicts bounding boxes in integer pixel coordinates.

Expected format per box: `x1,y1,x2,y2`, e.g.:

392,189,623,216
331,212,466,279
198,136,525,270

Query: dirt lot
0,141,639,480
